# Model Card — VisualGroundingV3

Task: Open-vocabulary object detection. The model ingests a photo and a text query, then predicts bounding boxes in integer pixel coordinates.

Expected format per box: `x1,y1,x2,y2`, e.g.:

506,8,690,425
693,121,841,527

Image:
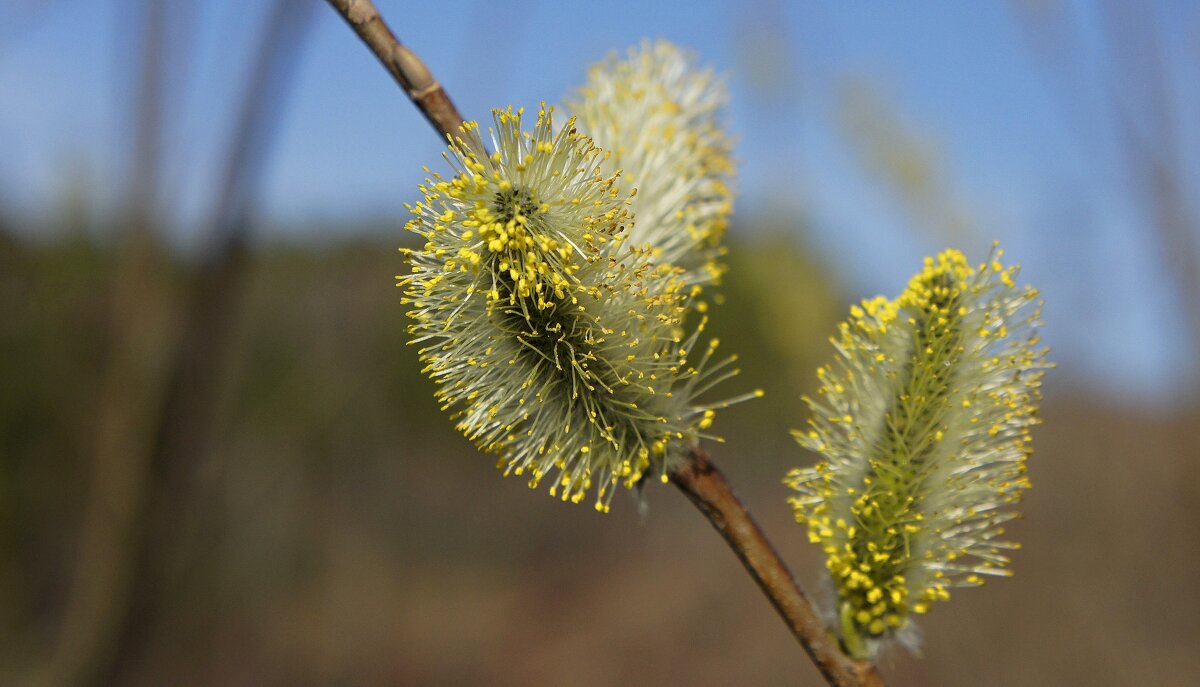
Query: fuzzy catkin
786,247,1050,658
400,105,749,511
569,40,734,290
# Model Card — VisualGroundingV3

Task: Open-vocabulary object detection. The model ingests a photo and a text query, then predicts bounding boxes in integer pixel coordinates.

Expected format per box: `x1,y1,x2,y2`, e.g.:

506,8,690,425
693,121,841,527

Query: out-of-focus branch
838,79,974,248
101,2,317,681
46,3,175,685
1097,2,1200,368
324,0,465,139
48,3,316,685
1011,1,1200,388
671,446,885,687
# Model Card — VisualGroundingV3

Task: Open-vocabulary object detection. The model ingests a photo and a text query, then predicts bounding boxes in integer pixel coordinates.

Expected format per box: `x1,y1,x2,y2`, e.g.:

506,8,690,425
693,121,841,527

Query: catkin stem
323,2,882,683
671,445,885,687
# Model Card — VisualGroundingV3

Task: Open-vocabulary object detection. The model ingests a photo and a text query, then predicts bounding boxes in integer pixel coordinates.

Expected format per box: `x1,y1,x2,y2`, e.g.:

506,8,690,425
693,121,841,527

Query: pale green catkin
568,39,735,290
399,104,755,512
786,247,1050,658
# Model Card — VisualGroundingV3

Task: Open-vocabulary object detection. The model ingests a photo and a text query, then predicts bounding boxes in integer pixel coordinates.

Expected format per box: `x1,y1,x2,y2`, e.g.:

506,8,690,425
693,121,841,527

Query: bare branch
325,0,465,140
671,446,885,687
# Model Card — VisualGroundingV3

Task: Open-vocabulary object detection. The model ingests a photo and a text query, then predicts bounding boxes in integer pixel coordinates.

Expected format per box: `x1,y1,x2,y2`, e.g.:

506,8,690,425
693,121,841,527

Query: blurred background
2,0,1198,685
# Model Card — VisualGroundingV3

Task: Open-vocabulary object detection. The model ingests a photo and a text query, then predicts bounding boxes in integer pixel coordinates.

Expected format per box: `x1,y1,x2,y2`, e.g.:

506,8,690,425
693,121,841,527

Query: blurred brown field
2,230,1198,686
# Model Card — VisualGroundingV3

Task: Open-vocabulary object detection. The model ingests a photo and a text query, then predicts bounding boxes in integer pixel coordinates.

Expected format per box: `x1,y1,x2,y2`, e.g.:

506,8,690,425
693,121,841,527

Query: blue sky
1,0,1198,404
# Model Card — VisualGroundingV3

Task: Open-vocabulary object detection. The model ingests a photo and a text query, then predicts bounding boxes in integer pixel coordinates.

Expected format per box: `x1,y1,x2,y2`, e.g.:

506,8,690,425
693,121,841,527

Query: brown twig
324,0,465,140
671,445,884,687
323,3,882,683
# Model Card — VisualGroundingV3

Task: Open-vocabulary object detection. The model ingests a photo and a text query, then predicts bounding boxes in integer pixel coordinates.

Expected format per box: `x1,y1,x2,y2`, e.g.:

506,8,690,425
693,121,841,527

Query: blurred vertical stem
323,2,883,684
48,2,315,685
1011,2,1200,386
47,2,175,685
102,2,315,682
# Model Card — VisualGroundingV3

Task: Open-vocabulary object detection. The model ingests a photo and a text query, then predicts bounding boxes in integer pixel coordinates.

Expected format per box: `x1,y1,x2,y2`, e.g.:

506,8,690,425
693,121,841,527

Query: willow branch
323,3,880,683
324,0,464,140
671,445,885,687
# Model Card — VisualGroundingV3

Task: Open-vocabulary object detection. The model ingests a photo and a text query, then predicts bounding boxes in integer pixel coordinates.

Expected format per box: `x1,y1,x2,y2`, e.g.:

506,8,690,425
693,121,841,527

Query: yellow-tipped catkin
785,246,1050,657
400,105,749,511
568,40,734,289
